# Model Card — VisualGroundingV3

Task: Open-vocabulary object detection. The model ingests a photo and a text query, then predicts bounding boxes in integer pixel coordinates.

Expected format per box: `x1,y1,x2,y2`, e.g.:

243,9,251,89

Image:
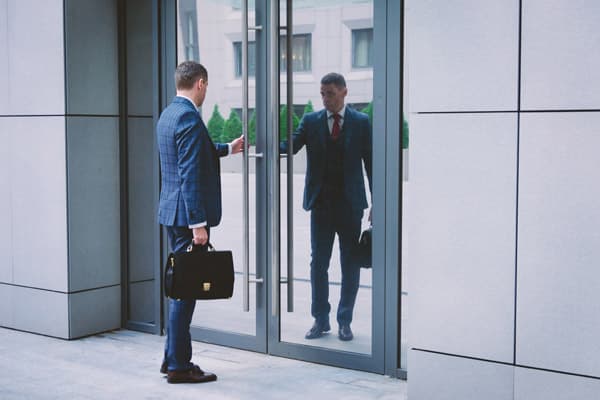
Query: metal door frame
264,0,389,375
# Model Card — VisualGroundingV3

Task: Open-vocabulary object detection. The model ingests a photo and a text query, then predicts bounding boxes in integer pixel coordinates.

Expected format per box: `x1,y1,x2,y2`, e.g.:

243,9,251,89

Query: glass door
165,0,386,373
174,0,267,352
268,0,384,373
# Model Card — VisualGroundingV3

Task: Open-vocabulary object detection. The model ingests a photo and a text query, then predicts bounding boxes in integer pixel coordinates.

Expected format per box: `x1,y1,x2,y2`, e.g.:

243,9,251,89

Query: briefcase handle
186,241,216,253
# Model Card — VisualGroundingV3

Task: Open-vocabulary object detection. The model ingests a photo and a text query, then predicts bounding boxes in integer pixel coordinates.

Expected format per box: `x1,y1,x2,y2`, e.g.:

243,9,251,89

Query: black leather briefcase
357,226,372,268
164,243,234,300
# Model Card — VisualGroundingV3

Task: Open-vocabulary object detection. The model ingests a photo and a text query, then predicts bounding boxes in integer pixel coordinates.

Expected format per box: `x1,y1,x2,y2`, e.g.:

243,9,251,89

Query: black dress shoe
167,367,217,384
338,325,354,341
161,362,202,375
305,321,331,339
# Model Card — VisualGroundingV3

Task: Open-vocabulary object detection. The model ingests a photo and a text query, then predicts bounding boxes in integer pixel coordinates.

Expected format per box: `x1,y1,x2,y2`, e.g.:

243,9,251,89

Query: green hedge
205,101,408,148
222,110,242,143
207,105,224,142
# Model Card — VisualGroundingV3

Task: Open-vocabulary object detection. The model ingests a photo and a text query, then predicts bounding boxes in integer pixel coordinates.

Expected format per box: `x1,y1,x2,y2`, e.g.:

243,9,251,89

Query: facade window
233,41,256,78
184,11,199,61
232,107,256,119
280,34,312,72
352,28,373,68
232,105,306,119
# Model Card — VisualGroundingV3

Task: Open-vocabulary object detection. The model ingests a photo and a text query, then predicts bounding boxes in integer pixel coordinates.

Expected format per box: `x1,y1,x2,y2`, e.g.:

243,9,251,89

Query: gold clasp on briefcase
202,282,211,292
170,256,175,267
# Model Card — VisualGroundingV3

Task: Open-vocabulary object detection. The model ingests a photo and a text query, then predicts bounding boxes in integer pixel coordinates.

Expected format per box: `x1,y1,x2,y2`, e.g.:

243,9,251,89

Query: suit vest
321,133,345,200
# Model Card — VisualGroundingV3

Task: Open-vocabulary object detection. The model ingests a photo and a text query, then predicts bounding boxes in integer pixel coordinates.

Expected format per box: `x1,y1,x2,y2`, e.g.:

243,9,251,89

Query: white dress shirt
326,105,346,134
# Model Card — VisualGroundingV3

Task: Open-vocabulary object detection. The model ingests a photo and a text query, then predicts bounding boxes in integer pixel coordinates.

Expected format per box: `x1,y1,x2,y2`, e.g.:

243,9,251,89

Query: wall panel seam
0,281,120,295
412,348,600,381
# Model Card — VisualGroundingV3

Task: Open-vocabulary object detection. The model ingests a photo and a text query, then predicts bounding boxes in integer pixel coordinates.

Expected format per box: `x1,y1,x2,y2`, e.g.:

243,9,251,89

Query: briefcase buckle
202,282,211,292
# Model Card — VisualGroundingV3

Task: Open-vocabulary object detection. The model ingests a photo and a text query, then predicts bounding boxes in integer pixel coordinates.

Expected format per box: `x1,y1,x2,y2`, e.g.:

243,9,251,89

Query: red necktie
331,113,341,141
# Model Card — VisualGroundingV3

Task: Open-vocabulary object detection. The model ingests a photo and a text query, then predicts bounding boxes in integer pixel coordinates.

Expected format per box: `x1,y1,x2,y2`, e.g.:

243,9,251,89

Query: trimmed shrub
207,104,225,142
302,100,314,116
248,110,257,145
222,110,243,143
279,105,300,140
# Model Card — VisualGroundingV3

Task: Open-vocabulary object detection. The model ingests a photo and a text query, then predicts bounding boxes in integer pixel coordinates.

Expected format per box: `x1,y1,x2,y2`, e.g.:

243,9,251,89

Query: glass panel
233,41,256,78
400,1,410,371
176,0,257,336
280,34,312,72
279,0,374,355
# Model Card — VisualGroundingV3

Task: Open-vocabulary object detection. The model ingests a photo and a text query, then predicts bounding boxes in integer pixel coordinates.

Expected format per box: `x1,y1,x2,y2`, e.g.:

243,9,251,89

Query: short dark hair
175,61,208,90
320,72,346,88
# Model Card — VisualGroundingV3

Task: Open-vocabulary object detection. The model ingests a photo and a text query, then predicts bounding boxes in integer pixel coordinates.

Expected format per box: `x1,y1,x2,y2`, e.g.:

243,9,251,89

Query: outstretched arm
363,118,373,223
280,116,308,155
363,117,373,196
215,135,248,157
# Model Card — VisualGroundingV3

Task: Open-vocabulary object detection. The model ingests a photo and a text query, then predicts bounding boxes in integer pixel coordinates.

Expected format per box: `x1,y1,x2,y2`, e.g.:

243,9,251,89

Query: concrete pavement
0,328,407,400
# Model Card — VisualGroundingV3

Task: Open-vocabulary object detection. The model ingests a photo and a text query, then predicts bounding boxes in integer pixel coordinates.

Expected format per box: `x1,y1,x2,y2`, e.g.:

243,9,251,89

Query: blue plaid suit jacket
157,97,228,227
280,107,373,211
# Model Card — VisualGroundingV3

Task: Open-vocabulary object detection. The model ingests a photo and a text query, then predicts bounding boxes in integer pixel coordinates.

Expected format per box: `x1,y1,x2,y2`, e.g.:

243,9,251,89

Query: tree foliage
360,102,373,123
279,105,300,140
248,110,257,145
302,100,314,116
207,104,225,142
222,110,242,143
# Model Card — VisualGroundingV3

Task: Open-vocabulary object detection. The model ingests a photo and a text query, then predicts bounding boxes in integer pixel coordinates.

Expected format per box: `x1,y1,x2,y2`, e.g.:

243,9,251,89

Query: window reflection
352,28,373,68
280,34,312,72
280,0,374,355
233,41,257,77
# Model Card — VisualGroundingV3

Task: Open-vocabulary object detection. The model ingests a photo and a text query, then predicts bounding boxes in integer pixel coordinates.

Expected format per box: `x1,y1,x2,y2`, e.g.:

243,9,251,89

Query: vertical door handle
403,148,409,182
269,0,280,318
284,0,294,313
242,0,250,312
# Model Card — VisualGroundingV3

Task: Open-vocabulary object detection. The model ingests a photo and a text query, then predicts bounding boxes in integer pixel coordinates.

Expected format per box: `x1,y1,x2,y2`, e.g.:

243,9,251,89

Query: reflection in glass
280,34,312,72
234,42,256,77
280,0,374,355
400,1,410,370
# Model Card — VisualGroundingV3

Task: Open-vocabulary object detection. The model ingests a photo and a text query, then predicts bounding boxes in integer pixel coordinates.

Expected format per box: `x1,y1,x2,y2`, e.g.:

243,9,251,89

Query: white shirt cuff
227,143,232,155
189,222,207,228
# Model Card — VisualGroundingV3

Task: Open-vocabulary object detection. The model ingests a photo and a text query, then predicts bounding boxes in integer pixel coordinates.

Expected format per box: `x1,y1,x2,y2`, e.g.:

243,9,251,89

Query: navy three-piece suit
157,96,228,372
281,106,372,327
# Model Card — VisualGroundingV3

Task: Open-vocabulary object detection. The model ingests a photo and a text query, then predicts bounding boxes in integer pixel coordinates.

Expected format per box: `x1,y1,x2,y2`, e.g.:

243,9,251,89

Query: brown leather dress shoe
167,366,217,384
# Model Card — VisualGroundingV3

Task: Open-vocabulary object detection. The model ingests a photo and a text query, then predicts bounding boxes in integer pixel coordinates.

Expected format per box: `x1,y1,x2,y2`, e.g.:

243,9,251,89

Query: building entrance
131,0,397,375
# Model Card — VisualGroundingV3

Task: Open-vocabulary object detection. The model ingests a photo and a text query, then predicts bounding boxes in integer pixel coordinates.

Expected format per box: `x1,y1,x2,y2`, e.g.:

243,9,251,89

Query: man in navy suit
157,61,244,383
281,73,372,341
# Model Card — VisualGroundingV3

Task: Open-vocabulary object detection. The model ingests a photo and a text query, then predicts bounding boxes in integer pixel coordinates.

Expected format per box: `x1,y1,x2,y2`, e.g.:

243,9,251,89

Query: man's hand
192,227,208,246
230,135,248,154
